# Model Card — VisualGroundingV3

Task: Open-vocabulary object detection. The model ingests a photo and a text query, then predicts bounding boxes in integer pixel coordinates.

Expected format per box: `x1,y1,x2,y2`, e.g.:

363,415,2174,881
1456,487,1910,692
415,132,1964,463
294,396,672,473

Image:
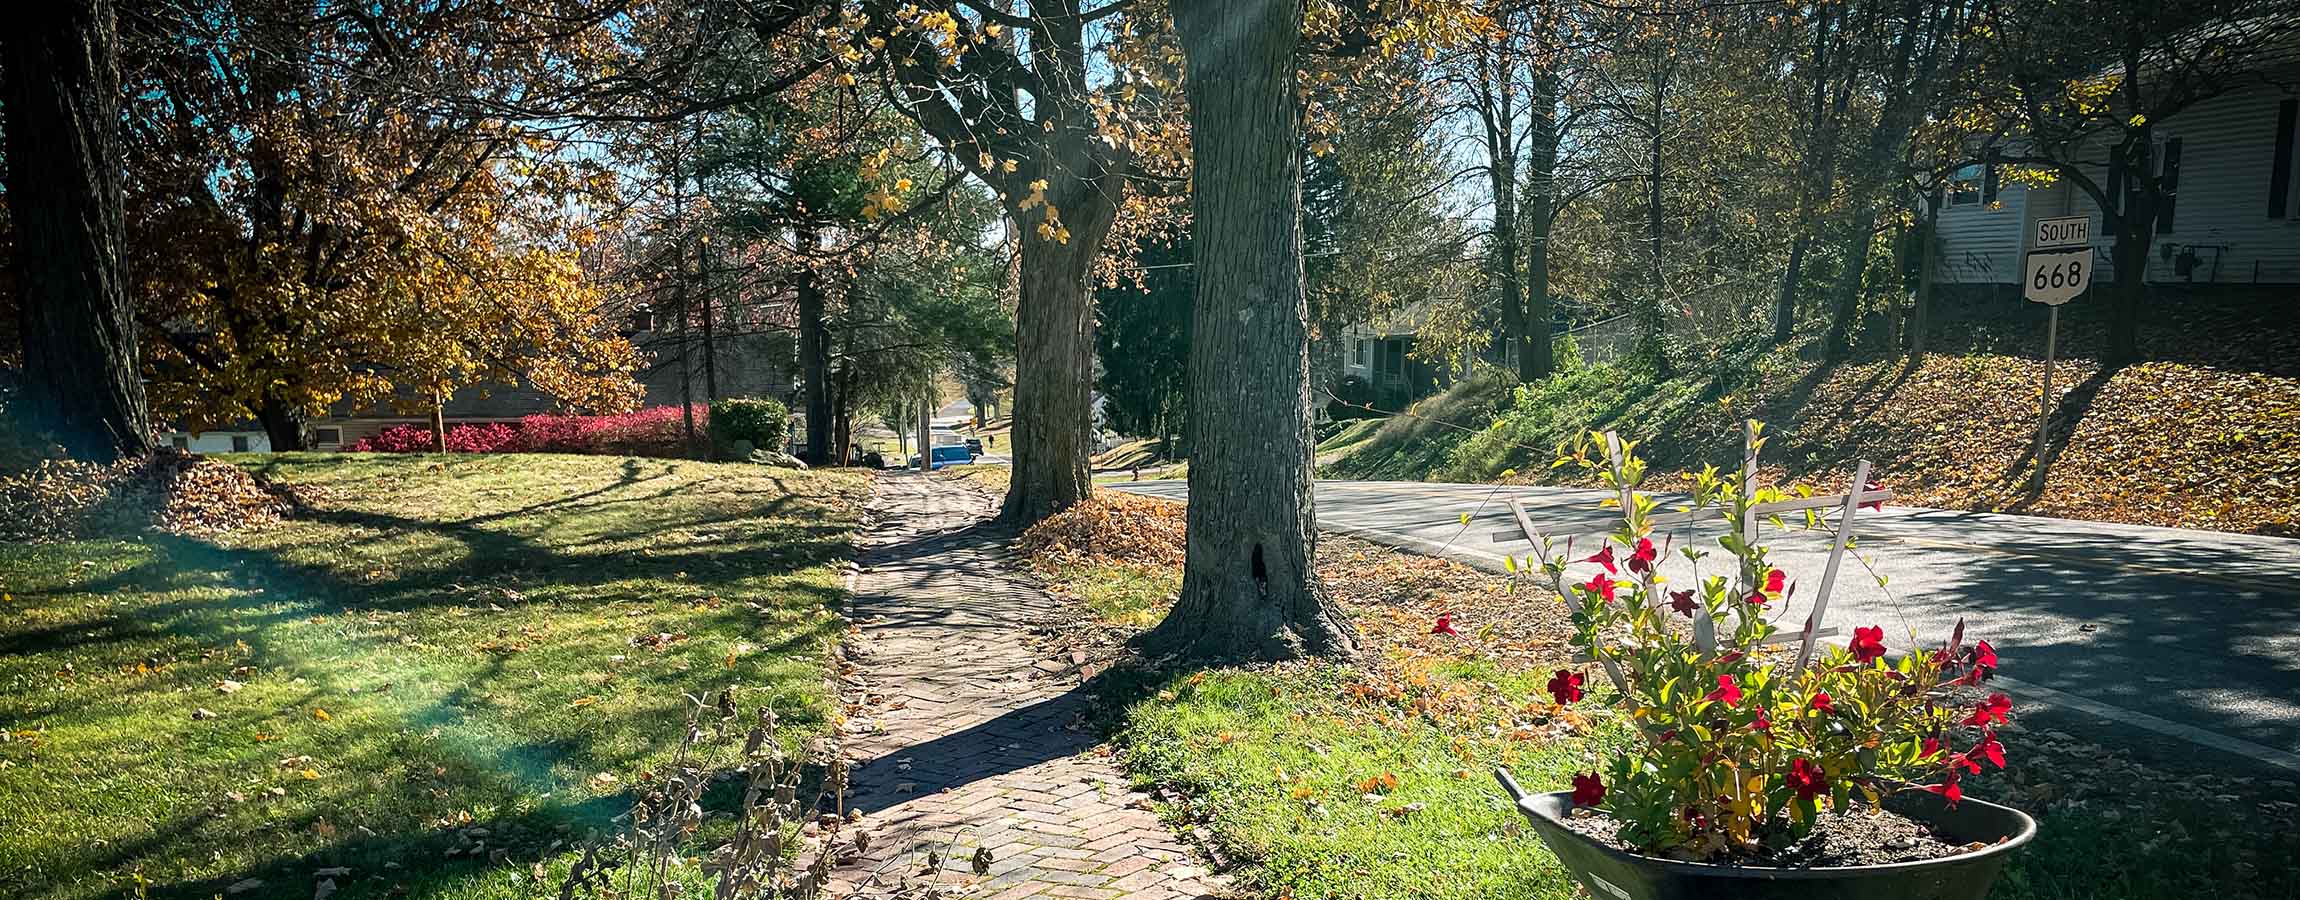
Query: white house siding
162,431,272,453
1934,83,2300,285
1933,181,2031,284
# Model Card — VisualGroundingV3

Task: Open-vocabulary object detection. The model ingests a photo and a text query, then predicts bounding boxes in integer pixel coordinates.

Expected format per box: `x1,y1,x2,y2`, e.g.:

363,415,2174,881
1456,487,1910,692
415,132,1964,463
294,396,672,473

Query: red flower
1964,693,2012,726
1809,692,1835,714
1626,538,1659,575
1850,626,1888,663
1546,669,1585,705
1571,772,1606,806
1430,614,1459,637
1752,708,1772,731
1972,639,1998,676
1787,757,1828,800
1668,589,1698,617
1860,480,1887,512
1764,569,1787,594
1921,736,1945,759
1744,590,1770,608
1704,674,1743,707
1977,732,2006,769
1583,545,1618,574
1925,775,1963,807
1949,752,1981,775
1580,571,1618,603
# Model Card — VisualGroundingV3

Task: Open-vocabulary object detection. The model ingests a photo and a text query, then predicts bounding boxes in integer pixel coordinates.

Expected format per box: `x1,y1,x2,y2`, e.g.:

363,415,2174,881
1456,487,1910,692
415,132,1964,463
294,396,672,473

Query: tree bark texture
1640,63,1672,378
1001,201,1110,523
2,0,153,462
1474,39,1530,382
797,233,832,465
1522,65,1561,380
255,390,303,451
1145,0,1354,661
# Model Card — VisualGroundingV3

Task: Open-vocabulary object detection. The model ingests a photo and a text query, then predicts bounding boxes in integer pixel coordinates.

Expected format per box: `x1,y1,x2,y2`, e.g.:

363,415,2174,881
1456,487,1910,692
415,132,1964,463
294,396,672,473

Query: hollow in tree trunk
1142,0,1354,662
2,0,152,463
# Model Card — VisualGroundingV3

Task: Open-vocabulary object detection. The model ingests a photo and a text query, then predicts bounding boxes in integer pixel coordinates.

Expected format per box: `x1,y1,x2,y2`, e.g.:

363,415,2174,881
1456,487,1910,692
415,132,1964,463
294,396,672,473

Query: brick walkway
829,474,1218,900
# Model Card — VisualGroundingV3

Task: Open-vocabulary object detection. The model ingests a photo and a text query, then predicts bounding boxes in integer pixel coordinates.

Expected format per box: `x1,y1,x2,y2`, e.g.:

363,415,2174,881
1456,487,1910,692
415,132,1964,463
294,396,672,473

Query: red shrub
444,423,521,453
343,406,707,458
346,425,438,453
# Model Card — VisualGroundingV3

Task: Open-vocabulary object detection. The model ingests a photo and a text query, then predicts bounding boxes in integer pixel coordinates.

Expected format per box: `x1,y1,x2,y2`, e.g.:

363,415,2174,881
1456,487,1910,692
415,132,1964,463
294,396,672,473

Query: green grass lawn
0,453,866,900
1117,661,1635,900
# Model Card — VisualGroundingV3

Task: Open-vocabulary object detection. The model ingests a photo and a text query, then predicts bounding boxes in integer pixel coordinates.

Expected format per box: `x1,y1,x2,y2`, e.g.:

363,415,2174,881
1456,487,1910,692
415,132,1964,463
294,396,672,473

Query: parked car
910,431,973,469
965,437,983,457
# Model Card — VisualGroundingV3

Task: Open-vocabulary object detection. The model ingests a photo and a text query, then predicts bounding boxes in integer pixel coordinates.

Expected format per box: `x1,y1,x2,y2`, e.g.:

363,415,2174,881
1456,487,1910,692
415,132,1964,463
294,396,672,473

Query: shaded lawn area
0,453,867,900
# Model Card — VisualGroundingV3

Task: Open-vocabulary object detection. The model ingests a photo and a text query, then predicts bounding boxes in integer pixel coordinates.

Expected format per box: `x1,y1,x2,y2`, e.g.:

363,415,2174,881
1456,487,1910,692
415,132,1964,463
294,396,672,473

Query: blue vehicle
910,432,974,470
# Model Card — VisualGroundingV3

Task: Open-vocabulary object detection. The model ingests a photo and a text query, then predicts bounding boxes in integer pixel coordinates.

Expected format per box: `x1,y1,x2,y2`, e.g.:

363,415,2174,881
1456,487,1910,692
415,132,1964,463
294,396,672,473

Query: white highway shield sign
2024,248,2092,305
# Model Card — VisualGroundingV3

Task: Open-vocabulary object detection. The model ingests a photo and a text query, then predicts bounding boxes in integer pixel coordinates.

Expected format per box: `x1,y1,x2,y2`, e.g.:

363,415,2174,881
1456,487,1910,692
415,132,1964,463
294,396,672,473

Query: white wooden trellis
1490,425,1894,673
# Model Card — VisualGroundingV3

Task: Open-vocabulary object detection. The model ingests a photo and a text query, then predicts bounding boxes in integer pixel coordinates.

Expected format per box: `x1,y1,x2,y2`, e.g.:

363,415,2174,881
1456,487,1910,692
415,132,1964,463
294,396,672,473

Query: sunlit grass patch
1044,560,1177,628
0,453,865,900
1115,661,1635,900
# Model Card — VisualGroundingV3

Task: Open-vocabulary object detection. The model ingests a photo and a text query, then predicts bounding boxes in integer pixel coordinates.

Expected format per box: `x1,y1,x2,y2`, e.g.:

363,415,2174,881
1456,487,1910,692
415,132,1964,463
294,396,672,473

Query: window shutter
2158,138,2181,234
1981,163,2000,205
2272,99,2297,219
2106,147,2126,221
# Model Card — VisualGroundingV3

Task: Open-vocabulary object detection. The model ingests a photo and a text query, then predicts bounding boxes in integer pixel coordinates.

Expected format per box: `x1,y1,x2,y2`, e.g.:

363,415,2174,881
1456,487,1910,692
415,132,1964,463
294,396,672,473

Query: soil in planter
1560,806,1981,868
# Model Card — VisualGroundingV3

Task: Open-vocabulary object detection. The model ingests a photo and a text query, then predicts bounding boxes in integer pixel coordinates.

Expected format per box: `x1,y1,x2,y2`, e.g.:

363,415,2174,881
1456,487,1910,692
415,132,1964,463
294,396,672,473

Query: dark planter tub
1494,769,2037,900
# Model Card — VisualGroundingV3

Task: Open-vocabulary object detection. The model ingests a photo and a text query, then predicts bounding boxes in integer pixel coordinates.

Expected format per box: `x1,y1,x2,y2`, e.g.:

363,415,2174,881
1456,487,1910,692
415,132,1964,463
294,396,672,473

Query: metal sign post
2025,216,2092,492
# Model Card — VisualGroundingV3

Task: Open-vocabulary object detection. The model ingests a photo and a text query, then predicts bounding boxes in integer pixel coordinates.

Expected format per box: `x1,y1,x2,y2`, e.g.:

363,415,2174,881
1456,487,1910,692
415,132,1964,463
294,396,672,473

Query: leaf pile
0,450,297,542
1491,352,2300,536
1741,357,2300,535
1017,489,1188,569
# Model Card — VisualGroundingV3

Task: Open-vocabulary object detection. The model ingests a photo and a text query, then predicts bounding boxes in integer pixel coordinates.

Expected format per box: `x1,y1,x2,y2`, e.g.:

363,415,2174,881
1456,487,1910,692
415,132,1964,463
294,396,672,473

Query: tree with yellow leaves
120,0,640,449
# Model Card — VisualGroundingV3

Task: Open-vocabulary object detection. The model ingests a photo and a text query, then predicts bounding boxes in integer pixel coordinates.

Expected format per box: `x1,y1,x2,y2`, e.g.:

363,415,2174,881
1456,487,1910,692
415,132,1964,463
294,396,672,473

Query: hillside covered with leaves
1322,312,2299,535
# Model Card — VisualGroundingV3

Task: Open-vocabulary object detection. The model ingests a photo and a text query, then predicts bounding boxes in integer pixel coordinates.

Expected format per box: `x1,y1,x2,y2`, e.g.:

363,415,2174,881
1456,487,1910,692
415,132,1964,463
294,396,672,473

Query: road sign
2034,215,2091,249
2021,235,2090,492
2024,247,2092,306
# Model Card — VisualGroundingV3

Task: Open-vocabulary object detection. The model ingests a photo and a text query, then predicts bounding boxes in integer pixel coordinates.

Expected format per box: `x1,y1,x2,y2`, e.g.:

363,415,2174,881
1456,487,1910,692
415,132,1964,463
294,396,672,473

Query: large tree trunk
1145,0,1353,662
1001,215,1106,523
797,234,832,466
1773,2,1843,346
256,389,305,451
1908,197,1938,358
1475,38,1530,382
2,0,152,463
1522,66,1560,380
1823,204,1878,358
2105,222,2148,368
1772,235,1812,344
1640,64,1671,378
2102,136,2154,368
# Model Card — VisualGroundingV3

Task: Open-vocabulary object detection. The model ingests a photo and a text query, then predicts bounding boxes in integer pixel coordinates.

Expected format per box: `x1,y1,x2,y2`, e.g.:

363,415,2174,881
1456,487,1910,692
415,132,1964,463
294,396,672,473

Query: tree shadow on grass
0,460,861,900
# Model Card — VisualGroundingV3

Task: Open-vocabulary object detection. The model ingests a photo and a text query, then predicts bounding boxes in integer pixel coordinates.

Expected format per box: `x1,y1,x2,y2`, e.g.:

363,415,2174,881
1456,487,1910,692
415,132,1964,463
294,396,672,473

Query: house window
1354,339,1368,366
231,435,252,452
1949,164,1994,206
170,435,190,450
314,427,342,446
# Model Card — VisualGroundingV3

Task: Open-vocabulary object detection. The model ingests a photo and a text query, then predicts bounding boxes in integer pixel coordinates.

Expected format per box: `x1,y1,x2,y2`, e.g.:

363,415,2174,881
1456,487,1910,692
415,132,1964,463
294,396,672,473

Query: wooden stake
1792,459,1872,673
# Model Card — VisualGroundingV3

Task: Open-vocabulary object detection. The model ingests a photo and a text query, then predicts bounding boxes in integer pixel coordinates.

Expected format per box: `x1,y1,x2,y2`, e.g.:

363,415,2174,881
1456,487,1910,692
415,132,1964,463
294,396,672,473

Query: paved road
1113,479,2300,775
